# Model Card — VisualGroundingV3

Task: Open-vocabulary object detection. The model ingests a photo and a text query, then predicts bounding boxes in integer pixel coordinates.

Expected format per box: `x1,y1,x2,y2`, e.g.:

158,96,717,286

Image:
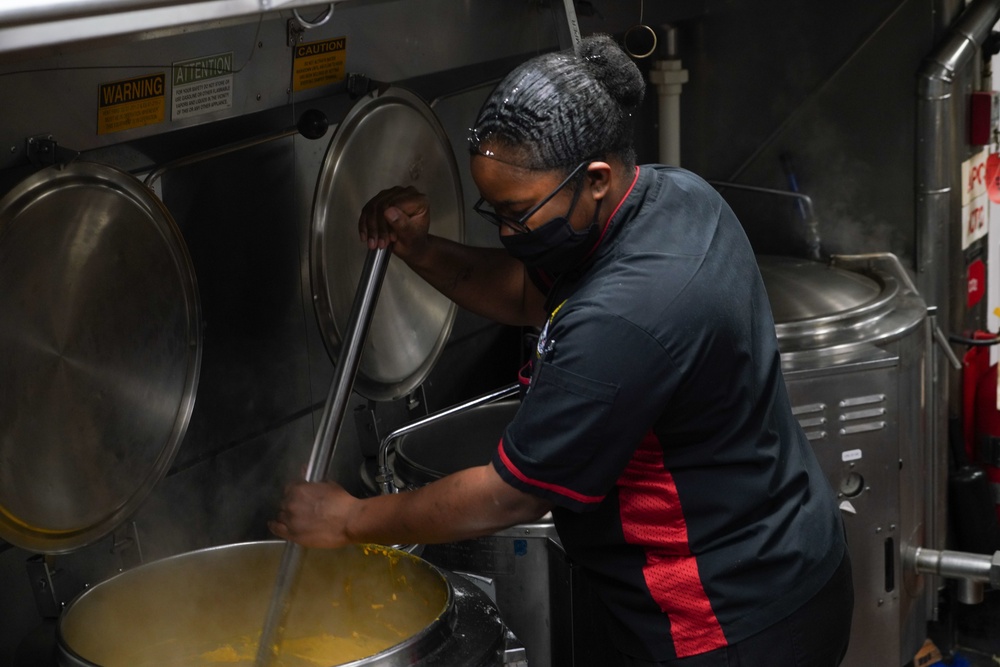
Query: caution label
172,52,234,120
97,73,166,135
293,37,346,92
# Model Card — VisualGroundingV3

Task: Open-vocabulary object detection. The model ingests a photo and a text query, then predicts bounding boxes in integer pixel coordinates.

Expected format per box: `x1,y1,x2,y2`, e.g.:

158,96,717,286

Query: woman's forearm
401,235,546,327
346,464,552,546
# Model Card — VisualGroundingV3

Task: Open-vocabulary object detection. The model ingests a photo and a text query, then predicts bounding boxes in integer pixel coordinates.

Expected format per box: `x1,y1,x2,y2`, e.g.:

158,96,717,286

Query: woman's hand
268,480,359,549
358,186,431,260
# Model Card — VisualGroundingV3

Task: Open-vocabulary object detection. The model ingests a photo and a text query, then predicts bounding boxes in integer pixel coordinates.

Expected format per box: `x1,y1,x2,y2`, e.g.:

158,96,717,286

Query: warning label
293,37,346,92
172,52,234,120
97,73,166,135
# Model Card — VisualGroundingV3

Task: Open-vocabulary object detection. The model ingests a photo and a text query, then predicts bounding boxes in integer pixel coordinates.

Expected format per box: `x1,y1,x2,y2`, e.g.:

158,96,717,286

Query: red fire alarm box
970,90,1000,146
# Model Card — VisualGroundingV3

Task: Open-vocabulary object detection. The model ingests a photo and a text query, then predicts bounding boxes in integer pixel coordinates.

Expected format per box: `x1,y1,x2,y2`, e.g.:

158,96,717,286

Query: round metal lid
0,162,202,554
757,255,883,324
757,254,926,361
311,88,462,401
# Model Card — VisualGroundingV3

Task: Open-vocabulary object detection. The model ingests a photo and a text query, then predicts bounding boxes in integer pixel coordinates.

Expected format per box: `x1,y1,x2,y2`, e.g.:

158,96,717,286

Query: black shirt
491,165,845,661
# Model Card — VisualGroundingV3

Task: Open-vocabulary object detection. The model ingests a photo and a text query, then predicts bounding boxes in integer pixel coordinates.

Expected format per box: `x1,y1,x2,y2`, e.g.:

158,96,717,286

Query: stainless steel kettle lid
757,254,926,359
310,87,462,401
0,162,202,553
757,255,883,324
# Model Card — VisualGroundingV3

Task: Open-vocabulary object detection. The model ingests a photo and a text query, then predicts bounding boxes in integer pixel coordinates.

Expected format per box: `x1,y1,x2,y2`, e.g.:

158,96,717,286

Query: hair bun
579,34,646,111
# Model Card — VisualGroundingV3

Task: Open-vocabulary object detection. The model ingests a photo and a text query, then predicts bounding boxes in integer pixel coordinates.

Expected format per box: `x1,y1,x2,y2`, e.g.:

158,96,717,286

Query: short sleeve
492,306,681,511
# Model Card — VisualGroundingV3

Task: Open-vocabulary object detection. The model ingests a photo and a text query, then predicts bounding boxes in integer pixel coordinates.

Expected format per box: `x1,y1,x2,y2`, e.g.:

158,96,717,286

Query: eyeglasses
473,161,591,234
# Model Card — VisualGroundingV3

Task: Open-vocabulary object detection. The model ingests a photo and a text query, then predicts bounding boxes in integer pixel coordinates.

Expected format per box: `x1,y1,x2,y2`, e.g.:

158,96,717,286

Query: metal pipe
916,0,1000,572
254,246,393,667
909,546,1000,604
0,0,340,27
709,181,822,260
0,0,189,27
915,0,1000,306
376,383,520,495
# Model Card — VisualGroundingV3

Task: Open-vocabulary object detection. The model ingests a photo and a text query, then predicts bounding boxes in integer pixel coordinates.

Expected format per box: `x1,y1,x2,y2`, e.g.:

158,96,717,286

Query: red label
989,153,1000,204
968,259,986,308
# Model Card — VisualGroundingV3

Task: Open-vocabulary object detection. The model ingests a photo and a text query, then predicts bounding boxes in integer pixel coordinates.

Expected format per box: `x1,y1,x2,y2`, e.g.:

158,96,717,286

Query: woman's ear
586,161,613,200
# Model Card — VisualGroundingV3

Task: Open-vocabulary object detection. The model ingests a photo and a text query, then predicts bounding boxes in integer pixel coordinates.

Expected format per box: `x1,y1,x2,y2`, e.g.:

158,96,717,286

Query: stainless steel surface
377,385,519,495
256,246,393,667
423,520,562,667
144,109,330,188
0,161,201,554
759,255,882,322
760,254,926,369
910,547,1000,588
766,253,928,667
57,541,506,667
311,87,462,401
910,546,1000,603
0,0,350,57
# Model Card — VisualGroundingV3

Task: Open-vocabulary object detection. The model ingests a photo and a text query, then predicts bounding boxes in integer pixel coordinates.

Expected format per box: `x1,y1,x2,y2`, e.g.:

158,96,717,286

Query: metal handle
709,180,822,261
375,382,520,495
254,246,393,667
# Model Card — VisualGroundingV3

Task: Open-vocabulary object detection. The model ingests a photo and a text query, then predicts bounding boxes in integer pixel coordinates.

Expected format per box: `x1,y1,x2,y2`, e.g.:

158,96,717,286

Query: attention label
292,37,346,91
172,52,234,120
97,73,166,135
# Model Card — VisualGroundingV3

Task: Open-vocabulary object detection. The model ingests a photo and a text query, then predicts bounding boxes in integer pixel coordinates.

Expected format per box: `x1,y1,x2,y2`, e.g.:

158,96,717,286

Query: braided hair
469,34,646,174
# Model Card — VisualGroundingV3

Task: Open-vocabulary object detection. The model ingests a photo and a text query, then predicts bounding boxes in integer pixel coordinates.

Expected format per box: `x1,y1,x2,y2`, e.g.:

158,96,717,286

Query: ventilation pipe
917,0,1000,603
917,0,1000,310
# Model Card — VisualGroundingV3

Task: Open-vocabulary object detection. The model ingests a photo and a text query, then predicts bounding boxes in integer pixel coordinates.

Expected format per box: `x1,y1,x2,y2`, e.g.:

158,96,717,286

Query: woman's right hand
358,186,431,260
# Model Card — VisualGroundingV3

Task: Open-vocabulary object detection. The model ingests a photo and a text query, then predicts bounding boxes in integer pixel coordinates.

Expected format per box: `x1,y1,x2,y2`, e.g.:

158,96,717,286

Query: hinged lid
758,254,926,362
0,162,202,553
310,87,463,401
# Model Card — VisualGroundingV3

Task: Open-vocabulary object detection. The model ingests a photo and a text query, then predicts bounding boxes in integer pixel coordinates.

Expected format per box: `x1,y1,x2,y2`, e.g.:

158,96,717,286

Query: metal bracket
287,16,306,46
25,134,79,168
25,555,84,619
405,385,428,419
110,521,144,572
287,4,333,46
345,72,391,100
353,400,382,458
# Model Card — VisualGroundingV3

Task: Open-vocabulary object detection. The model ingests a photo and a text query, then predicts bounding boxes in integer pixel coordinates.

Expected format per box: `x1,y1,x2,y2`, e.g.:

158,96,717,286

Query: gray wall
0,0,958,663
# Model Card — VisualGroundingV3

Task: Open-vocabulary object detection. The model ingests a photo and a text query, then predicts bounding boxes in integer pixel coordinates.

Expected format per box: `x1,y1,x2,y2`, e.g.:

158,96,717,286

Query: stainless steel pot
57,542,505,667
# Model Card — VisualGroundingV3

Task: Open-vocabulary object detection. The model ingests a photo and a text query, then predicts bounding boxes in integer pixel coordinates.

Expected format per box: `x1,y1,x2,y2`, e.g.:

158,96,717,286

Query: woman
270,34,853,667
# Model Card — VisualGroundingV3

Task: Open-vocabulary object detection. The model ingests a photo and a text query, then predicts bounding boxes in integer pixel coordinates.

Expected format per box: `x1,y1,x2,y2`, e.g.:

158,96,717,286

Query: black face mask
500,199,604,275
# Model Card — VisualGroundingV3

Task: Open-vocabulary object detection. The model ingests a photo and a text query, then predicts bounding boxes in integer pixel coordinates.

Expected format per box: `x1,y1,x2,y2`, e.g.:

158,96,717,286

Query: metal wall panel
0,1,962,664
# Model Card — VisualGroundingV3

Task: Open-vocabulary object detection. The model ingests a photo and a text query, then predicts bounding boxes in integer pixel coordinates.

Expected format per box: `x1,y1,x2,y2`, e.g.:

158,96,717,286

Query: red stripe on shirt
497,439,605,505
618,430,727,658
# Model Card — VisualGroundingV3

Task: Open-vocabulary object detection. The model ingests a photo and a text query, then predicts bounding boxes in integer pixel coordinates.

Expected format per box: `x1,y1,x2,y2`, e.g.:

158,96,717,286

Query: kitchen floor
923,588,1000,667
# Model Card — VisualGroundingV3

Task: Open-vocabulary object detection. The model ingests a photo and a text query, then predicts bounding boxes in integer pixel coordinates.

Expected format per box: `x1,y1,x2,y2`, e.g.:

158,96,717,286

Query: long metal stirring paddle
254,246,394,667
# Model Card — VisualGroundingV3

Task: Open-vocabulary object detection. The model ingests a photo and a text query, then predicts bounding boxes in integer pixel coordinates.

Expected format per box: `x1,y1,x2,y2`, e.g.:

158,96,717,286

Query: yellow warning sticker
97,73,166,135
293,37,346,92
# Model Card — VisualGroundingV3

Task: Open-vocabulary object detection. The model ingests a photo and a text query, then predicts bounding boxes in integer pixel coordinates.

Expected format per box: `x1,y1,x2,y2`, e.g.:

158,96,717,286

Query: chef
271,33,853,667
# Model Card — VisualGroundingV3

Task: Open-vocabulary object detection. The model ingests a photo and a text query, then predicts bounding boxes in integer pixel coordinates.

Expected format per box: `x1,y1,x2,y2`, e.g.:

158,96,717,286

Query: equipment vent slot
792,403,826,415
841,407,886,422
804,430,827,441
839,394,885,408
798,417,826,428
884,537,895,593
840,422,886,436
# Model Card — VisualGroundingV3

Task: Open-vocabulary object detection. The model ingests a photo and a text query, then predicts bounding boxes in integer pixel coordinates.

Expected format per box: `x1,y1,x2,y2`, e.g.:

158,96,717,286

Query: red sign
968,259,986,308
988,153,1000,204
